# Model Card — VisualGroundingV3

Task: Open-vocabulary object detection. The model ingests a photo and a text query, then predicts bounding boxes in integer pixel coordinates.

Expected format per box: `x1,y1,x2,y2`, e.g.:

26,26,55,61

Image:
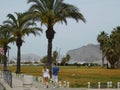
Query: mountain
11,53,41,62
21,53,41,62
67,44,102,64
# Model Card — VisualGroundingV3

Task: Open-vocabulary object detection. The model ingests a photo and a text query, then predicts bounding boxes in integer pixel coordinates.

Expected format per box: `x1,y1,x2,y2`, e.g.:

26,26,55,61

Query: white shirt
43,69,49,78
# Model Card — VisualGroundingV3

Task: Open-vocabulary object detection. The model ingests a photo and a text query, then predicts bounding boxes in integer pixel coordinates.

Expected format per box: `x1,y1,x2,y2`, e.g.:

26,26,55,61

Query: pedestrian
52,63,59,88
42,66,49,88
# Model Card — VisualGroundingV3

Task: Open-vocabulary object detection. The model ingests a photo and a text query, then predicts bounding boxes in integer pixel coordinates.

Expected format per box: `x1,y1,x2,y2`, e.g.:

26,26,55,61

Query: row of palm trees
97,26,120,68
0,0,86,75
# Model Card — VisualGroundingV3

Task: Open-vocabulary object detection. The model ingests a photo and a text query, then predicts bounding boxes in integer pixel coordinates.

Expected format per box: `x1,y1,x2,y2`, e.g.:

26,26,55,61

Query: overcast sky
0,0,120,58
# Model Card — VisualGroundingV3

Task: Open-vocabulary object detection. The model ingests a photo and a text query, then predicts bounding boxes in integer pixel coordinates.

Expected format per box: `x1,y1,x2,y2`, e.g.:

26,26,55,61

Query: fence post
64,81,67,87
67,82,70,88
98,82,101,89
117,82,120,88
59,81,62,88
110,81,112,88
88,82,90,88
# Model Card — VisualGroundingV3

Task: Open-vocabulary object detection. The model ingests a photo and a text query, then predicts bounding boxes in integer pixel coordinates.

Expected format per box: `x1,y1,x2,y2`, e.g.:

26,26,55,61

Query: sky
0,0,120,58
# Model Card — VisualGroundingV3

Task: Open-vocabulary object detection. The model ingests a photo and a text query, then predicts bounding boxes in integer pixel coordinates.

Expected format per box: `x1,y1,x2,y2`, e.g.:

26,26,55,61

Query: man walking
52,63,59,88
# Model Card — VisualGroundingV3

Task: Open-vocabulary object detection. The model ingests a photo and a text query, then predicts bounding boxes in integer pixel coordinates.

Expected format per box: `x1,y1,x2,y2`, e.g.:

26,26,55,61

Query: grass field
0,65,120,88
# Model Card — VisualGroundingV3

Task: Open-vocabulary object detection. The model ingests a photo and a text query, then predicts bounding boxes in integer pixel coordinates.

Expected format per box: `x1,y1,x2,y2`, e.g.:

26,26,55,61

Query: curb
0,79,11,90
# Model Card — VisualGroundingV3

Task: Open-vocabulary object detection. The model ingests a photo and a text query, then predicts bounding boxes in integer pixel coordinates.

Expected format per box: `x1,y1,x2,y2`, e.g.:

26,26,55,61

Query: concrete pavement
0,71,119,90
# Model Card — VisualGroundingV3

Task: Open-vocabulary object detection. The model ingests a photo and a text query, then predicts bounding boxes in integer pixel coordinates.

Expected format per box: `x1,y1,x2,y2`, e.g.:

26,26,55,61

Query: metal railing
3,70,12,88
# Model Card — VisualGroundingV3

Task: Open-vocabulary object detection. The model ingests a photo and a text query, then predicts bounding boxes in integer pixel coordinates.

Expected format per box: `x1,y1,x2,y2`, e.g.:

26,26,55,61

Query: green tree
52,51,58,64
61,54,70,66
27,0,86,76
105,37,118,68
97,31,108,67
111,26,120,68
61,57,66,66
66,54,70,63
4,13,42,73
0,24,15,70
40,56,48,64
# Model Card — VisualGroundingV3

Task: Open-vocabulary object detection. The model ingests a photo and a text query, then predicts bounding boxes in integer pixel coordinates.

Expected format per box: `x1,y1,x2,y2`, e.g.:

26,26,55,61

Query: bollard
23,75,33,89
98,82,101,89
109,81,112,88
39,77,43,83
37,77,40,82
50,78,53,84
88,82,90,88
59,81,62,88
67,82,70,88
107,81,110,88
64,81,67,87
117,82,120,88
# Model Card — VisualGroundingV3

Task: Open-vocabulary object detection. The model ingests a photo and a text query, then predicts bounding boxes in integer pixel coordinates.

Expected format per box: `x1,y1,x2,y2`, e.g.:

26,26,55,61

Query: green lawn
0,65,120,88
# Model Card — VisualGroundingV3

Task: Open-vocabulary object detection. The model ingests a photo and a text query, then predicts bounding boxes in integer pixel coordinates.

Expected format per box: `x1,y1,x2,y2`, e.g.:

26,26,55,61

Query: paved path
0,71,119,90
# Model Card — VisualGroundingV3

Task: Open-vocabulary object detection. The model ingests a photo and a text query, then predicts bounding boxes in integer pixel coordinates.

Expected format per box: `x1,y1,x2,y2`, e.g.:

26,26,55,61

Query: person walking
42,66,49,88
52,63,59,88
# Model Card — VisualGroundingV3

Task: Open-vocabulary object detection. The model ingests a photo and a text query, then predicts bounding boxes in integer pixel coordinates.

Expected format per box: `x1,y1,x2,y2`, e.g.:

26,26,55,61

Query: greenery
0,66,120,88
27,0,86,77
97,26,120,68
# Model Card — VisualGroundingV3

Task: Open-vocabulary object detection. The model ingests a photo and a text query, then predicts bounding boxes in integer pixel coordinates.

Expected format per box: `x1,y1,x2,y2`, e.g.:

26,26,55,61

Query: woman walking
42,66,49,88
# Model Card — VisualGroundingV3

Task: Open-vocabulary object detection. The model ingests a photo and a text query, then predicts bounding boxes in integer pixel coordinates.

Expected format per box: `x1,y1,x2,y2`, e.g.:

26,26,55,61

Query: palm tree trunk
47,39,52,78
3,55,7,70
3,46,7,70
46,26,55,78
16,46,21,74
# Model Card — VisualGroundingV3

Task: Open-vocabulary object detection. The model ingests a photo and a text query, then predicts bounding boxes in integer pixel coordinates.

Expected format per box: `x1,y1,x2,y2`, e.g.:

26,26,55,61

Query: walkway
0,71,119,90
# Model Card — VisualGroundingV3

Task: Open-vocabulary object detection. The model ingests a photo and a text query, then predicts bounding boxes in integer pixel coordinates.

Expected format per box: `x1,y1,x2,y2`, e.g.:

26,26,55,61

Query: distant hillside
67,44,102,64
11,53,41,62
21,53,40,62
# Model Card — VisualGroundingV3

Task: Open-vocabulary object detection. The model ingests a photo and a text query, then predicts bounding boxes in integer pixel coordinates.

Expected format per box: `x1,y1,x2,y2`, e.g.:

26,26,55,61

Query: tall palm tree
105,37,118,68
97,31,108,67
111,26,120,68
4,12,42,73
0,24,15,70
27,0,86,76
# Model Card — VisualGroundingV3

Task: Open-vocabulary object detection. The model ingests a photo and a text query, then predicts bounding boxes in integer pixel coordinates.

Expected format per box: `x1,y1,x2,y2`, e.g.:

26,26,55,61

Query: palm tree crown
28,0,86,27
28,0,86,76
4,12,42,73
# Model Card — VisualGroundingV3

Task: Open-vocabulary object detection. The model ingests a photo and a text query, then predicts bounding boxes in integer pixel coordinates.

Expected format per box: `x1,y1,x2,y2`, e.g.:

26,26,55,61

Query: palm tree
0,24,15,70
111,26,120,68
61,57,66,66
66,54,70,63
27,0,86,76
52,50,58,64
97,31,108,67
4,12,42,73
105,37,118,68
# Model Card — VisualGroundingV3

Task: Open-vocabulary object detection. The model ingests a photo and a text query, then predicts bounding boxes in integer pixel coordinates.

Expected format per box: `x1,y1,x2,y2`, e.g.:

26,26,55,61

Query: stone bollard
50,78,53,84
107,81,110,88
38,77,43,83
117,82,120,88
37,77,41,82
67,82,70,88
23,75,33,89
88,82,90,88
98,82,101,89
64,81,67,87
59,81,62,88
109,81,112,88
